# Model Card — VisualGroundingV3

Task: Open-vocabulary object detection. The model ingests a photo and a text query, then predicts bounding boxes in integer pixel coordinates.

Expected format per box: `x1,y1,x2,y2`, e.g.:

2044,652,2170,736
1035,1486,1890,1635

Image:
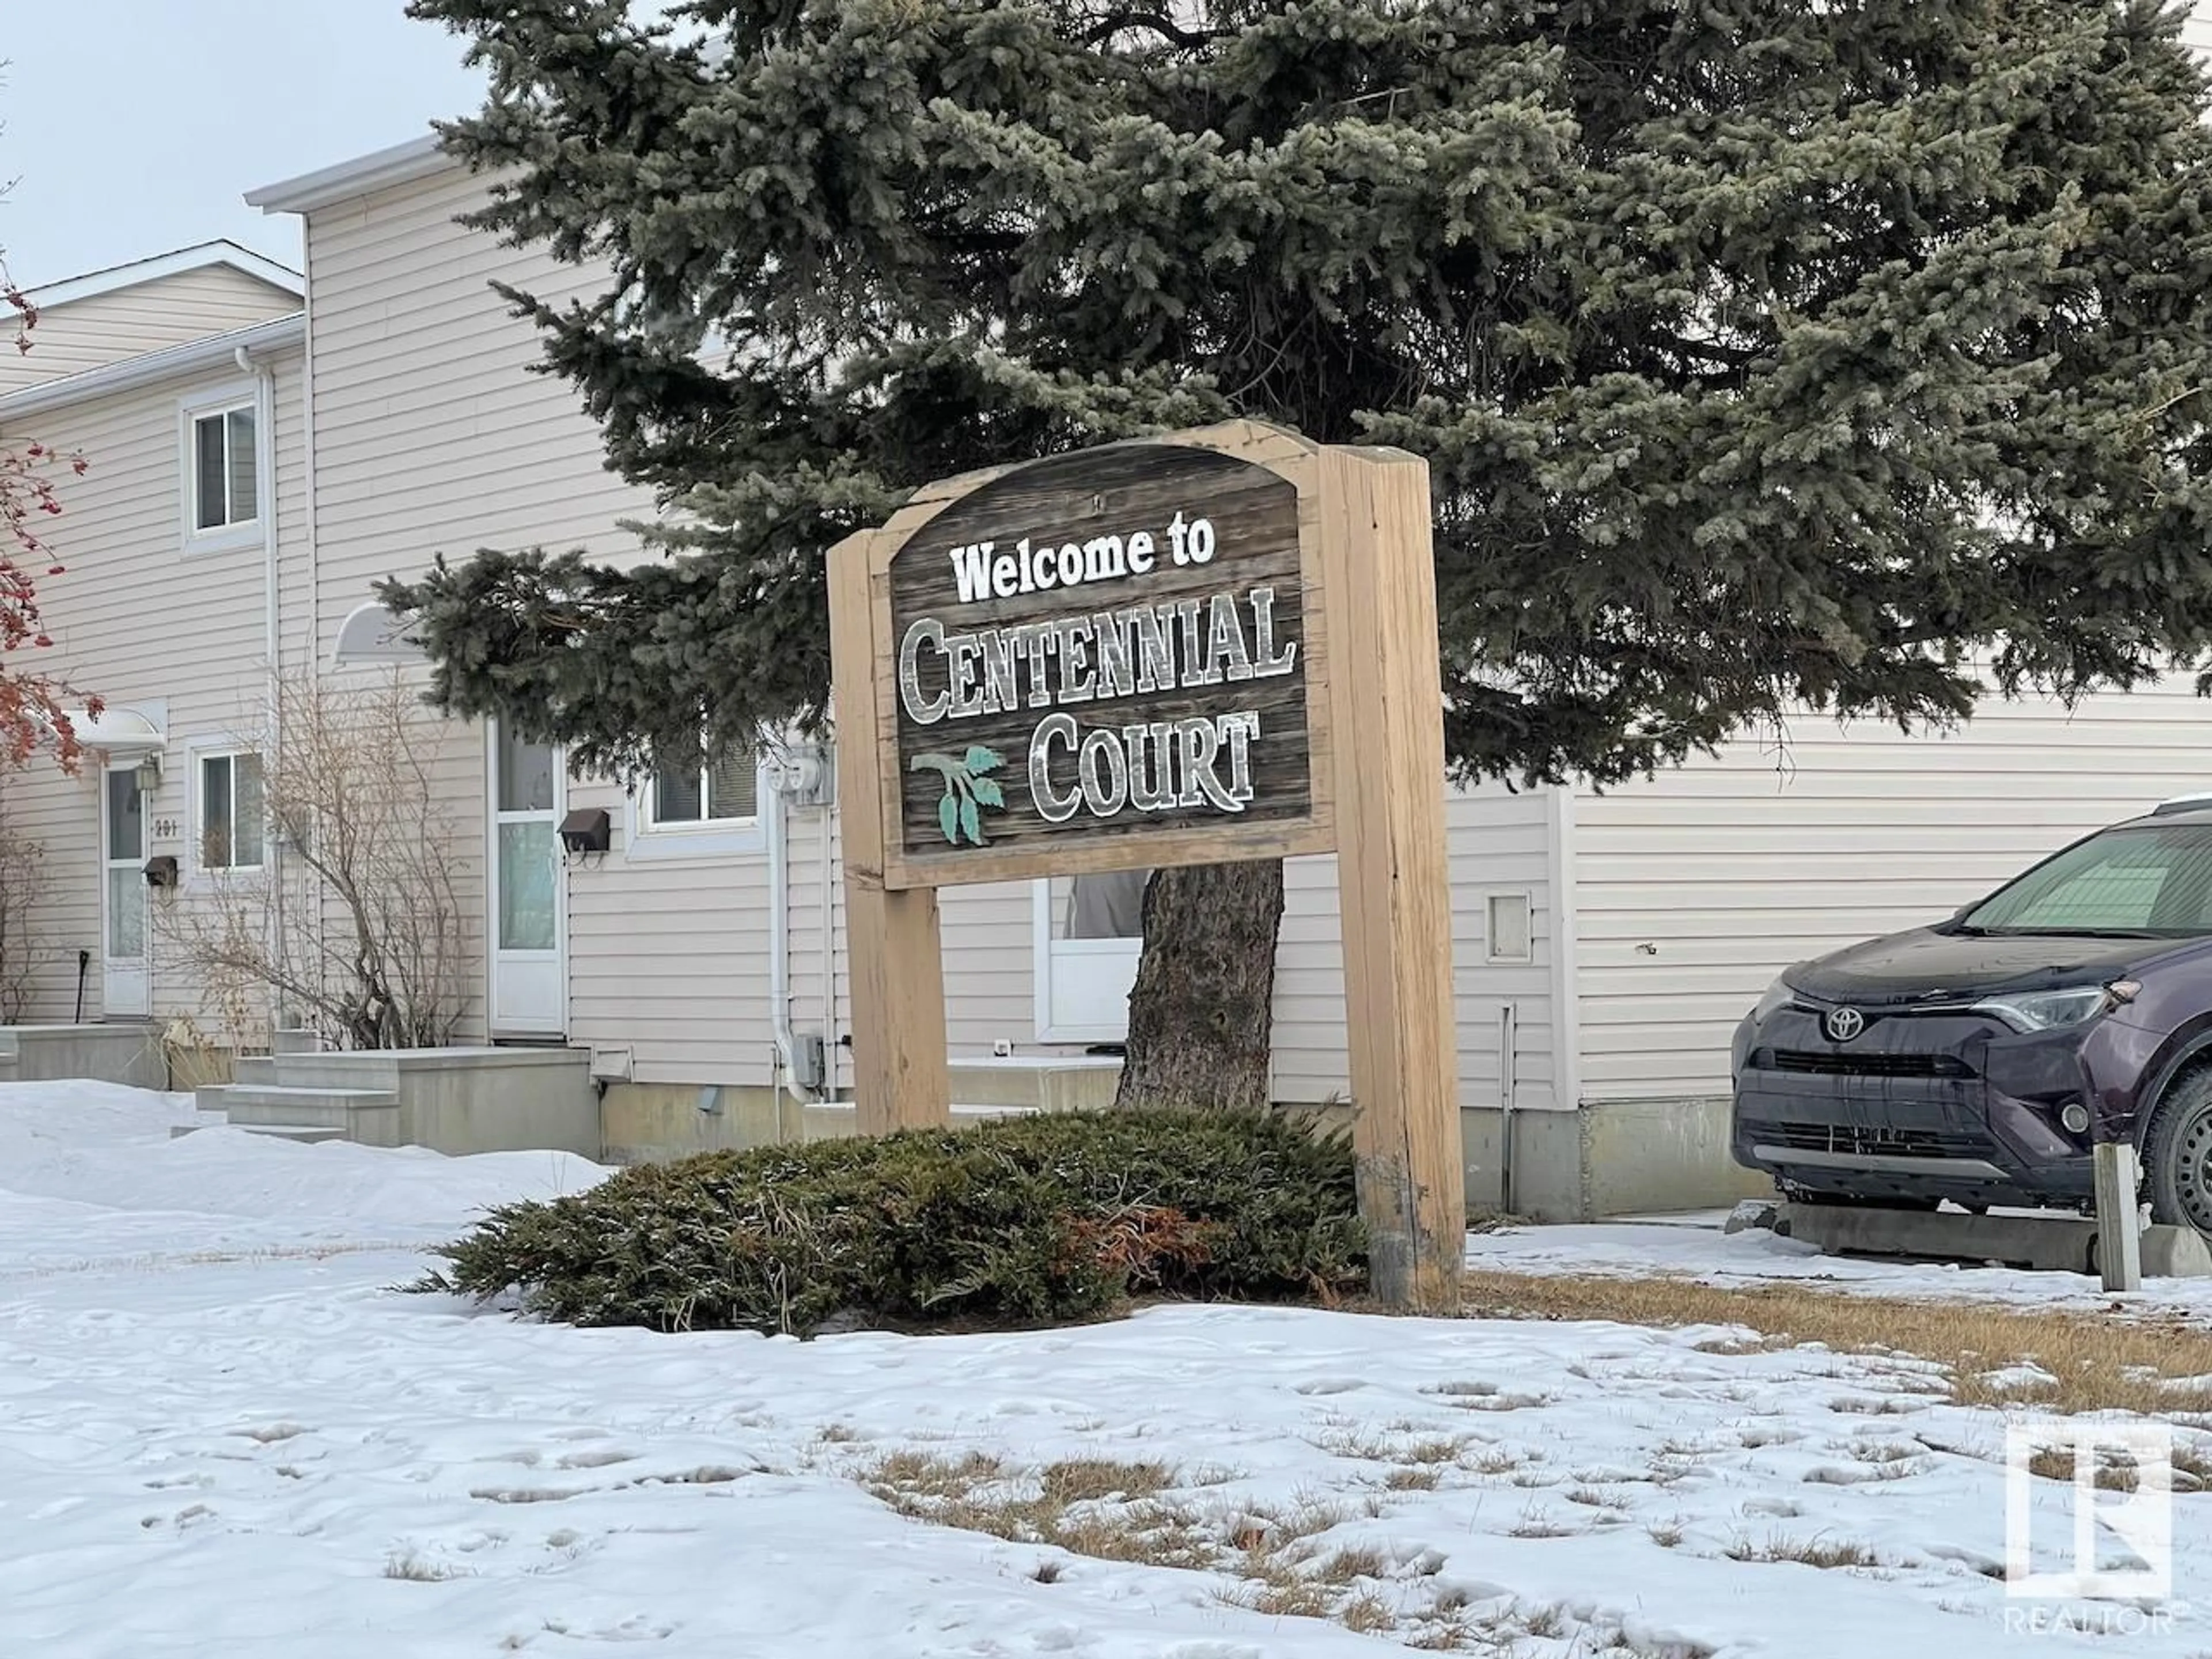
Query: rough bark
1113,859,1285,1112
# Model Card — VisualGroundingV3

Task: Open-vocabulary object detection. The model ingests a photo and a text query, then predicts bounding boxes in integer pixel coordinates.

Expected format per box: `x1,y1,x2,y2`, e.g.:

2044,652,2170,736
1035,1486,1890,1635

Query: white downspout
237,342,282,1037
765,751,806,1104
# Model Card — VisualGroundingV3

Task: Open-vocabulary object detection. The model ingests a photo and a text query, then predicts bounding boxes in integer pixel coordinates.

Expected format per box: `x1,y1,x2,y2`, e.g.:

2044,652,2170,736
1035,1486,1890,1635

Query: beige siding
2,345,306,1033
1571,686,2212,1103
1273,783,1557,1111
304,162,683,1056
560,774,779,1085
0,268,300,393
304,164,653,663
5,762,102,1022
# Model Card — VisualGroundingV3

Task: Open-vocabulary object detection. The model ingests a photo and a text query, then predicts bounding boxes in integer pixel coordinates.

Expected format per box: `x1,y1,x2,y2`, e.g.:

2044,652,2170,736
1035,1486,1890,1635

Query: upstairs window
192,403,257,531
199,751,266,872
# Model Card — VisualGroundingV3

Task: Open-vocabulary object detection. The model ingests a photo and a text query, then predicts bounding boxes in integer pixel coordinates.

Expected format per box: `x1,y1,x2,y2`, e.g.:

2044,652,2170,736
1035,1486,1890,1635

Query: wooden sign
829,421,1464,1312
885,443,1321,883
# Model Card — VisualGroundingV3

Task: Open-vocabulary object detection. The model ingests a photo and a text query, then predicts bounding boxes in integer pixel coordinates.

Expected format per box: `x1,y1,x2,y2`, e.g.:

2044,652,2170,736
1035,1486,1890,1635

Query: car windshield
1959,823,2212,937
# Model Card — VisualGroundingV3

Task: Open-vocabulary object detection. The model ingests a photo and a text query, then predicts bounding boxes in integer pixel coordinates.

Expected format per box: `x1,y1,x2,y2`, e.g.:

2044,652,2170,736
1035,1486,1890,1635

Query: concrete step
172,1121,348,1144
230,1056,281,1086
208,1086,402,1147
267,1055,403,1092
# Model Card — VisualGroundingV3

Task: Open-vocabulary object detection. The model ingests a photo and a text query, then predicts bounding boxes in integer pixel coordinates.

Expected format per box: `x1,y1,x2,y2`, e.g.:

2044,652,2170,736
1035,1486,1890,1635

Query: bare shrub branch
154,670,469,1049
0,789,47,1021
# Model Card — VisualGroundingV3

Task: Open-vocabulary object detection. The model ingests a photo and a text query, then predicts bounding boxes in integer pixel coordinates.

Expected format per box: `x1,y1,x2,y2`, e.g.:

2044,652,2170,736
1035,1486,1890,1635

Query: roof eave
245,134,457,215
0,313,306,423
22,241,304,308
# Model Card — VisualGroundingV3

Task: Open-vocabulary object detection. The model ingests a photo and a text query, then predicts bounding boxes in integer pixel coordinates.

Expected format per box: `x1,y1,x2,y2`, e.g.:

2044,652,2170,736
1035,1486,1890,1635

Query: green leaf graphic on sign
912,747,1009,847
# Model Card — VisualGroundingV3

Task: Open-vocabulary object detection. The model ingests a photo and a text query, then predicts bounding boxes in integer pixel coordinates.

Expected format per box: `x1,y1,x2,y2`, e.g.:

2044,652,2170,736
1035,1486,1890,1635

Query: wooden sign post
828,420,1464,1312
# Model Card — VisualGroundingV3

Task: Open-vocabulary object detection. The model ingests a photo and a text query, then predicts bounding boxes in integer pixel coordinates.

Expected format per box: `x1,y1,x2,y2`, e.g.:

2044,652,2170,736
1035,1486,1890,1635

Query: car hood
1785,926,2189,1007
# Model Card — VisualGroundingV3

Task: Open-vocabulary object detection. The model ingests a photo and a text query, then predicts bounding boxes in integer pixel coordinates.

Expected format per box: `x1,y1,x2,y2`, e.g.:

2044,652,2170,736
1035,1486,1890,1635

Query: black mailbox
143,855,179,888
558,806,612,856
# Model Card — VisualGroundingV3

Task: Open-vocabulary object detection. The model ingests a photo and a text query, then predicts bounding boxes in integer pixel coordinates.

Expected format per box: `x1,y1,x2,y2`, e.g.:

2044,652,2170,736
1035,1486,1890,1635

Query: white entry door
1032,872,1146,1044
101,765,151,1017
488,724,564,1037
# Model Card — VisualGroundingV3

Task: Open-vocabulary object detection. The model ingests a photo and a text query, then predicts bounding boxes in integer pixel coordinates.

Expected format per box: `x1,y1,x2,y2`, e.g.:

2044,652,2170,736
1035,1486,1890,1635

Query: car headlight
1749,976,1794,1026
1971,982,2137,1033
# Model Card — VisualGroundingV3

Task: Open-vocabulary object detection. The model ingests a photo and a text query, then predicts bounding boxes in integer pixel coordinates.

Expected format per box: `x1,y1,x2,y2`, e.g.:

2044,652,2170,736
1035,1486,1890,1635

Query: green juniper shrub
413,1107,1365,1335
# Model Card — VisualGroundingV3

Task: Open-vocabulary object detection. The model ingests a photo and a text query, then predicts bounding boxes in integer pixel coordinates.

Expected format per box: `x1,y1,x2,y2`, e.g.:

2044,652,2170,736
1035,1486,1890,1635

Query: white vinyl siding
1272,782,1558,1113
1570,683,2212,1104
0,346,305,1031
0,267,300,393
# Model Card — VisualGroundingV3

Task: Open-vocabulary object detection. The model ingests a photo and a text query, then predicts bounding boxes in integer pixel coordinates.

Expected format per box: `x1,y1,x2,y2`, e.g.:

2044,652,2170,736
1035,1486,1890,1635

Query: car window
1964,824,2212,935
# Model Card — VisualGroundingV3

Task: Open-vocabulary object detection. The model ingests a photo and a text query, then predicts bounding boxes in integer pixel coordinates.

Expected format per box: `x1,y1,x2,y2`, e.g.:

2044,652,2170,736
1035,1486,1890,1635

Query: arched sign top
853,423,1338,891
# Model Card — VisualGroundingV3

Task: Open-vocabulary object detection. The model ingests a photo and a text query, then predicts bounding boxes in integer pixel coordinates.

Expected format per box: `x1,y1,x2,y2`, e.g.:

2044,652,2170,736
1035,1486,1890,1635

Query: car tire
2145,1066,2212,1237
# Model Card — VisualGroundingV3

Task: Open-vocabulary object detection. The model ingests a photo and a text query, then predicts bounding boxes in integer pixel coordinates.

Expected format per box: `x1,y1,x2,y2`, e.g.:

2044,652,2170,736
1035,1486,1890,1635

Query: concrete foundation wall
265,1048,600,1158
1459,1098,1774,1221
0,1025,169,1090
601,1077,1774,1222
599,1061,1126,1165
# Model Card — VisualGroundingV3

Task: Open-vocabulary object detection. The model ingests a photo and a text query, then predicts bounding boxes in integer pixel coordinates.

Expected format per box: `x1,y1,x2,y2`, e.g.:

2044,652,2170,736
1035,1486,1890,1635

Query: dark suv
1730,797,2212,1234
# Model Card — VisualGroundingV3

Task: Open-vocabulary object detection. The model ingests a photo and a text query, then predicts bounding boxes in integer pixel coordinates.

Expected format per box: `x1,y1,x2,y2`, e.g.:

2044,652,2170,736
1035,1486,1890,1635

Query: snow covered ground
2,1082,2205,1657
1466,1209,2212,1317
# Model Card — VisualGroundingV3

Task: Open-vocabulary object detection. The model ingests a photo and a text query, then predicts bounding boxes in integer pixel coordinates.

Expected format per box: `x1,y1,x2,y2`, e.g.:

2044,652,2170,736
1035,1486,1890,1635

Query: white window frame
194,746,267,877
177,377,264,555
1483,888,1536,965
626,749,768,862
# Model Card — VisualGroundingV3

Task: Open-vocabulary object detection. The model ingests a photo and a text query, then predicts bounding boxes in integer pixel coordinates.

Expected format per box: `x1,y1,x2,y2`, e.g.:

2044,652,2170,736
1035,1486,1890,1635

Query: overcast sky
1,1,488,287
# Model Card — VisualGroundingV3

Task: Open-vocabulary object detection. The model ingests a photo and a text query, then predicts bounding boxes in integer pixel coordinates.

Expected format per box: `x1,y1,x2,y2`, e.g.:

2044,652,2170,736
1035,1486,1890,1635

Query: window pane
105,770,143,861
107,868,145,959
706,748,756,821
202,755,233,868
1067,869,1149,939
498,729,556,813
498,821,557,950
233,754,266,869
654,765,703,824
226,407,257,524
195,414,228,528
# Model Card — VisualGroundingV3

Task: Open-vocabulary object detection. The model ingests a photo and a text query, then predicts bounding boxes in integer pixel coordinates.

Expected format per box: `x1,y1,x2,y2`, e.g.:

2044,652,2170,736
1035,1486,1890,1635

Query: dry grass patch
1385,1466,1441,1491
867,1452,1491,1643
863,1452,1213,1570
1462,1269,2212,1420
1341,1592,1397,1633
1725,1532,1881,1570
384,1550,467,1582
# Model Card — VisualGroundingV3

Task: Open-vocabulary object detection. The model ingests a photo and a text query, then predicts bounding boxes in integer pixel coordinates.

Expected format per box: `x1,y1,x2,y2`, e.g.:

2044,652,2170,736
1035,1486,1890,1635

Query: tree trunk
1113,859,1286,1112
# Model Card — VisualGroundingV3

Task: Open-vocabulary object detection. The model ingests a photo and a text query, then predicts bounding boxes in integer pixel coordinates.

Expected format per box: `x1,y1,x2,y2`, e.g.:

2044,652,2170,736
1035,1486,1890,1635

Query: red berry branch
1,256,99,774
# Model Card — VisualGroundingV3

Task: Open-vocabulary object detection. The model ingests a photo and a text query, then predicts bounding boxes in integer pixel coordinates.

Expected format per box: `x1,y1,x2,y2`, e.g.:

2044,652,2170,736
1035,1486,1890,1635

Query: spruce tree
390,0,2212,1109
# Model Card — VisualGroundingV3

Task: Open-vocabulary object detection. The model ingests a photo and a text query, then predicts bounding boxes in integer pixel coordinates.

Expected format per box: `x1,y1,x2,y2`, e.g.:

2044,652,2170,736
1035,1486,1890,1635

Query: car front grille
1761,1049,1976,1080
1744,1120,1994,1161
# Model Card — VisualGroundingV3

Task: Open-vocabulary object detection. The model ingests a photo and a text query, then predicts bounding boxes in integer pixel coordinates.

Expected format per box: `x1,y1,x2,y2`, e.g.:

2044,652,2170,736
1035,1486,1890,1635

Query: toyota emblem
1824,1006,1865,1043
